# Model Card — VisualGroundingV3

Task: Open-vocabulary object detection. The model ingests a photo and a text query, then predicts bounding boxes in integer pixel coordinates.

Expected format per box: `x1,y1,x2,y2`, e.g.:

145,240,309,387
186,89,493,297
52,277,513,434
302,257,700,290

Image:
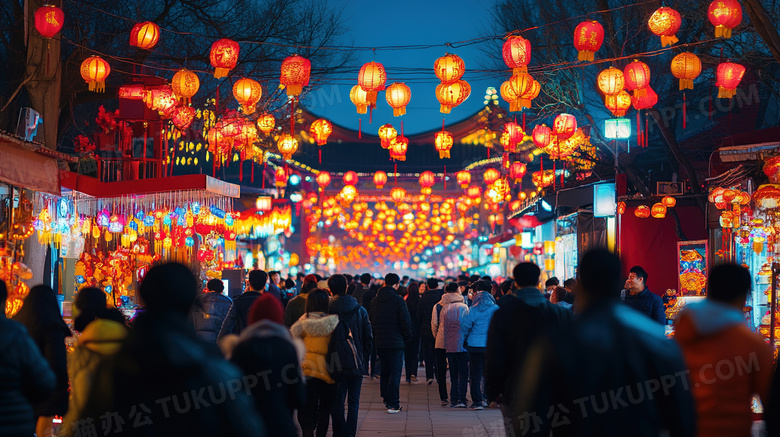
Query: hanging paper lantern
605,91,632,117
573,20,604,62
543,131,583,159
279,55,311,97
634,205,651,218
466,185,482,199
389,136,408,161
316,171,331,188
34,5,64,38
436,80,471,114
671,52,702,91
80,56,111,92
651,203,667,218
648,7,681,47
419,171,435,195
456,171,471,188
617,201,626,215
522,79,541,109
623,60,651,98
350,85,369,114
597,67,625,96
210,39,240,78
129,21,160,50
716,62,746,99
256,113,276,135
531,170,555,188
143,85,177,117
434,53,466,84
390,187,407,203
662,196,677,208
374,171,388,189
276,133,298,160
357,61,387,105
483,168,501,185
532,124,553,149
632,86,658,110
343,171,358,186
502,35,531,73
171,69,200,104
503,122,524,152
378,124,398,149
309,119,333,146
434,131,454,159
500,80,521,112
275,167,288,187
509,162,527,183
385,82,412,117
508,73,535,109
172,106,196,131
709,0,742,38
553,114,577,140
232,78,262,114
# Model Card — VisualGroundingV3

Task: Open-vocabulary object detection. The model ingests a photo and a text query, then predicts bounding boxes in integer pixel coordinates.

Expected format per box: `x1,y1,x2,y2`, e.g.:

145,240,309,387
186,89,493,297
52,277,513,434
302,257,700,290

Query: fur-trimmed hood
290,312,339,338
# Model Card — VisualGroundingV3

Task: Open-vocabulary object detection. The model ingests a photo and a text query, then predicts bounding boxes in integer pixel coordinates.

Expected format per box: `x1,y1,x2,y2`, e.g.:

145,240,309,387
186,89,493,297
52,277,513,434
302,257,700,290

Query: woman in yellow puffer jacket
290,288,339,437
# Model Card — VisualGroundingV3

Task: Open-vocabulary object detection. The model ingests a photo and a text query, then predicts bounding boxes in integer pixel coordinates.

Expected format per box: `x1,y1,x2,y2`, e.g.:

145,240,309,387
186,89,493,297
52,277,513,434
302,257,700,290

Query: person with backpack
328,275,372,437
191,279,232,343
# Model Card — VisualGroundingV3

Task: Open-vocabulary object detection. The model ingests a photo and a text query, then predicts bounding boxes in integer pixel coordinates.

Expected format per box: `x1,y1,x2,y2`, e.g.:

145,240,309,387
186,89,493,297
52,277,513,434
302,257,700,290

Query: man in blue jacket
622,265,666,325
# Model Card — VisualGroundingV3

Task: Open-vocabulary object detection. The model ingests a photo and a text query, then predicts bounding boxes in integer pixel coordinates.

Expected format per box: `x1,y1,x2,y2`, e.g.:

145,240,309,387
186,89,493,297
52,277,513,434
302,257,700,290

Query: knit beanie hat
247,293,284,325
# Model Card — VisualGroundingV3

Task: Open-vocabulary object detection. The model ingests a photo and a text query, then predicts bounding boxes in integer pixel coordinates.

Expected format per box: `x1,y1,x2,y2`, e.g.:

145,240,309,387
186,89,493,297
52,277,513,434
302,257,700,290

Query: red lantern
597,67,624,96
503,122,524,152
716,62,746,99
419,171,435,195
508,73,535,110
634,205,651,218
233,78,262,114
143,85,177,117
483,168,501,185
466,185,482,199
316,172,331,189
434,53,466,84
171,69,200,105
378,124,398,149
623,60,651,98
34,5,64,38
456,171,471,188
632,86,658,110
389,136,408,161
386,82,411,117
80,56,111,93
605,91,632,117
350,85,369,114
390,187,407,203
573,20,604,61
172,106,196,131
648,7,681,47
256,113,275,135
276,133,298,160
553,114,577,140
310,119,333,146
210,39,240,78
502,36,531,74
275,167,288,187
617,201,626,215
358,61,387,105
532,124,553,149
709,0,742,39
435,80,471,114
129,22,160,50
671,52,702,91
374,171,388,189
509,162,527,183
343,171,358,186
280,55,311,97
434,131,454,159
500,80,521,112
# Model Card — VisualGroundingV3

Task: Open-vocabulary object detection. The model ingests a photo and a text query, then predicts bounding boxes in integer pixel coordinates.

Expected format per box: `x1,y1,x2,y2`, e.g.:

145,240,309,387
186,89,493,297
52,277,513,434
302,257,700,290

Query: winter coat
0,315,55,437
352,283,367,307
230,320,306,437
462,291,498,350
26,320,71,417
405,294,420,337
191,291,232,343
267,283,282,301
417,289,444,340
675,300,774,437
329,294,373,365
362,287,378,310
368,286,412,349
622,288,666,325
290,312,340,384
217,291,262,339
432,293,469,352
61,319,127,436
283,292,308,328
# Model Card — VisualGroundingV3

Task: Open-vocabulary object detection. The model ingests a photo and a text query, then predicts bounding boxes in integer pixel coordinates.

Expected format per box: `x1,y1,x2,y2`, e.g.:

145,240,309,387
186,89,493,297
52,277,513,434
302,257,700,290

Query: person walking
461,280,498,410
362,278,381,378
328,274,372,437
404,281,421,384
285,275,318,327
191,279,232,343
428,279,451,405
418,278,444,392
218,269,266,339
0,280,56,437
352,273,371,308
369,273,412,413
434,282,470,408
14,285,71,437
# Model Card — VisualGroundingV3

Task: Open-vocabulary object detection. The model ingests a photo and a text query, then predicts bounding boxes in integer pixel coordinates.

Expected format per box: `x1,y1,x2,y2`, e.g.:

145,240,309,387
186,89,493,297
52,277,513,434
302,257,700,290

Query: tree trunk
744,0,780,65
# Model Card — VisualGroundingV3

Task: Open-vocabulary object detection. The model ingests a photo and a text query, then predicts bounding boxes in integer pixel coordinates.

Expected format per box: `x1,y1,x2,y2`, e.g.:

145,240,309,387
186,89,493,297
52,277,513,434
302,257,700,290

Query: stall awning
0,136,60,195
59,172,240,198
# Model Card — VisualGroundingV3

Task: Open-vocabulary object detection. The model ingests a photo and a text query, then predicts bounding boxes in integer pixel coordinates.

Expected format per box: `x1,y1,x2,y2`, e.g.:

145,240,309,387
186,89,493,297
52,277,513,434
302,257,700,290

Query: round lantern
502,35,531,73
532,124,553,148
385,82,412,117
503,122,524,152
256,113,275,135
34,5,64,38
275,167,288,187
553,114,577,140
671,53,702,91
648,7,681,47
709,0,742,39
171,69,200,104
466,185,482,199
316,171,331,188
508,73,535,109
434,131,454,159
357,61,387,105
662,196,677,208
483,168,501,185
310,119,333,146
456,171,471,188
350,85,369,114
129,22,160,50
605,90,632,117
280,55,311,97
389,136,409,161
436,80,471,114
378,124,398,149
276,133,298,160
80,56,111,92
419,171,435,195
651,203,667,218
210,39,240,79
597,67,625,96
434,53,466,84
509,162,527,183
573,20,604,61
343,171,358,186
623,60,651,98
232,78,262,114
716,62,746,99
172,106,196,131
522,79,541,109
632,86,658,110
374,171,388,189
390,187,407,203
617,201,626,215
500,80,521,112
634,205,651,218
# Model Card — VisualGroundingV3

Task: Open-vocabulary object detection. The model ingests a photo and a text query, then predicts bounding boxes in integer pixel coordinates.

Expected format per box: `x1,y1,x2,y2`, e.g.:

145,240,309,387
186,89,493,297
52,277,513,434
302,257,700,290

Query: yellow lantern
276,134,298,160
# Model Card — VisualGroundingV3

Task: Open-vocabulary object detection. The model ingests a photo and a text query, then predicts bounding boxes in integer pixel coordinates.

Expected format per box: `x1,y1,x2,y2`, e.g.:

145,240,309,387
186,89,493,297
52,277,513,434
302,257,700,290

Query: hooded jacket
675,300,774,437
329,294,373,366
290,313,340,384
418,288,444,340
217,291,262,339
0,314,55,437
432,292,469,352
368,286,412,349
461,291,498,350
191,291,232,343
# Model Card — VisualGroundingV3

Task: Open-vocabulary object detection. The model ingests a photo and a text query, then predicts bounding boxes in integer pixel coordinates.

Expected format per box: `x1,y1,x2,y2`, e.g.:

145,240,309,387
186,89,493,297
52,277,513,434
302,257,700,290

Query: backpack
326,306,363,381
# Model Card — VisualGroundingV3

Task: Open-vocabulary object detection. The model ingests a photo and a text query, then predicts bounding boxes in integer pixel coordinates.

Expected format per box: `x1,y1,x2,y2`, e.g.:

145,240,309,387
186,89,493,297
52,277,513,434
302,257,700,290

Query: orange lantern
276,133,298,160
390,187,407,203
466,185,482,199
210,39,240,78
508,73,535,109
709,0,742,38
509,162,527,183
648,7,681,47
34,5,64,38
573,20,604,61
634,205,651,218
419,171,435,195
662,196,677,208
456,171,471,188
256,196,273,211
503,122,524,152
671,53,702,90
436,80,471,114
280,55,311,97
171,69,200,104
80,56,110,92
553,114,577,140
623,60,651,98
716,62,746,99
172,106,196,131
257,113,275,135
389,136,408,161
129,22,160,50
434,131,454,159
502,35,531,73
378,124,398,149
233,78,262,114
483,168,501,185
357,61,386,105
605,91,632,117
343,171,358,186
597,67,625,96
385,82,412,117
434,53,466,84
531,170,555,188
275,167,288,187
522,79,541,109
374,171,388,189
617,201,626,215
500,80,521,112
350,85,369,114
651,203,667,218
632,86,658,110
316,171,331,189
532,124,553,148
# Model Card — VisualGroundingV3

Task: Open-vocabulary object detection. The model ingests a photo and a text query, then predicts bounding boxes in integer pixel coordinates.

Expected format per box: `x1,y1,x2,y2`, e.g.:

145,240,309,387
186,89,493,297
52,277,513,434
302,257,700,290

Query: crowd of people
1,250,779,436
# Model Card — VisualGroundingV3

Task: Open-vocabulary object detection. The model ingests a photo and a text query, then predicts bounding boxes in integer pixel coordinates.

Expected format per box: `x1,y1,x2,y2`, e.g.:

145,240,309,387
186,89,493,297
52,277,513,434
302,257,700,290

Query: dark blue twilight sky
303,0,502,136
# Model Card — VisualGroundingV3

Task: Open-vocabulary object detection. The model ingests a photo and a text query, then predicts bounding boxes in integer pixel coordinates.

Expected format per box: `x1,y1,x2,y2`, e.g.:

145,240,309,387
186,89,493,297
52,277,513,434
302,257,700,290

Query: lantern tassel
553,160,556,191
636,112,641,148
443,165,447,190
394,163,398,186
251,160,255,183
358,118,362,139
239,160,243,181
318,147,322,165
683,93,687,130
644,112,648,147
262,162,266,189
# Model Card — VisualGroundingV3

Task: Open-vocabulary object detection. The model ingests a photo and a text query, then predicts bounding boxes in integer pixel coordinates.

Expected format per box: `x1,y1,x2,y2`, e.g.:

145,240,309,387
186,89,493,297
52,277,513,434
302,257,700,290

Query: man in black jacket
361,276,380,377
369,273,412,414
329,275,373,437
353,273,371,308
417,278,443,388
218,270,266,339
622,265,666,325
